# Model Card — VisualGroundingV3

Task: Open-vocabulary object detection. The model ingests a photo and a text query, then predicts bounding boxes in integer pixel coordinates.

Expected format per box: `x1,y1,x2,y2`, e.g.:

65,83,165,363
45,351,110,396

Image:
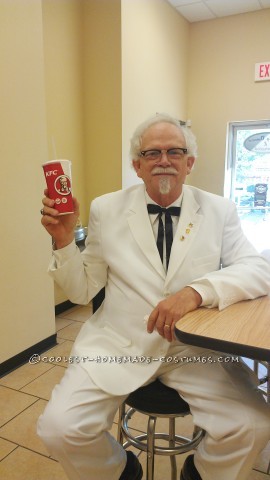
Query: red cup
42,160,74,215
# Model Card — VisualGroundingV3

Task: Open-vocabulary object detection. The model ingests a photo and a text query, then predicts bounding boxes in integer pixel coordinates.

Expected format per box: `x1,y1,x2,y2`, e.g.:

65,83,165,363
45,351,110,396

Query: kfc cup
42,160,74,215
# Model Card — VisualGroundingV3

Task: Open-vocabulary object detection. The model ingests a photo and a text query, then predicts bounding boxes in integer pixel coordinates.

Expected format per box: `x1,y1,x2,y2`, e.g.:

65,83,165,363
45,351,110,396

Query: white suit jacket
50,184,270,394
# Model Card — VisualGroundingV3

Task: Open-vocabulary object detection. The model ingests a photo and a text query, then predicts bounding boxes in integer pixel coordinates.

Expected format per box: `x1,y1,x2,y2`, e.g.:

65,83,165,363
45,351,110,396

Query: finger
41,214,59,226
159,316,174,340
155,312,168,335
41,204,60,217
164,321,176,342
148,305,171,336
147,308,159,333
42,196,56,209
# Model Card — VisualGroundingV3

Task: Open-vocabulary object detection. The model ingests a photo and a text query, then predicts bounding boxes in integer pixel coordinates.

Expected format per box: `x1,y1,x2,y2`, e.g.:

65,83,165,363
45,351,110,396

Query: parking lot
239,207,270,253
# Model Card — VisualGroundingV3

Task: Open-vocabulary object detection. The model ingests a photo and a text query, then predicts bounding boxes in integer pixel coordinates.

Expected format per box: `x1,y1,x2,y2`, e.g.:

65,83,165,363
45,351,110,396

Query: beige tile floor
0,304,269,480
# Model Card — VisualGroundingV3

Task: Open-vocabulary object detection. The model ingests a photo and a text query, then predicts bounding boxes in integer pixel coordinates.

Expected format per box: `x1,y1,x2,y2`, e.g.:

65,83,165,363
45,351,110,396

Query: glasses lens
144,150,160,160
167,148,185,158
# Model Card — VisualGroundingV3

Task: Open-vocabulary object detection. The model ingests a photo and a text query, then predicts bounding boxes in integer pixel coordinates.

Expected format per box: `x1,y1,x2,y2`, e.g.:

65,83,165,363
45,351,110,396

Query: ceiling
166,0,270,22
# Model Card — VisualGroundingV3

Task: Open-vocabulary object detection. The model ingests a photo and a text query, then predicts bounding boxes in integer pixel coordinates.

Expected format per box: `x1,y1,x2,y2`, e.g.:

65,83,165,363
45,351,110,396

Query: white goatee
159,177,172,195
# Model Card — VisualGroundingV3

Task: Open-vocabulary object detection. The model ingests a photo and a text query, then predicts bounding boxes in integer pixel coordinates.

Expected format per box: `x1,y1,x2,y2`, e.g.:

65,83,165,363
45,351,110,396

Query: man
38,113,270,480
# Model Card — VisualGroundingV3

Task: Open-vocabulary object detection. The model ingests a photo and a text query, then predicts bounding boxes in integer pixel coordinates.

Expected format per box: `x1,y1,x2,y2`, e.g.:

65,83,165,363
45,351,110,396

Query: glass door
225,121,270,253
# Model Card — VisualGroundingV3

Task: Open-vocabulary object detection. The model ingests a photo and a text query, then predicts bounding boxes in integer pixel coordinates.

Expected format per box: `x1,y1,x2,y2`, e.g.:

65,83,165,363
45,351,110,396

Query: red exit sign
255,62,270,82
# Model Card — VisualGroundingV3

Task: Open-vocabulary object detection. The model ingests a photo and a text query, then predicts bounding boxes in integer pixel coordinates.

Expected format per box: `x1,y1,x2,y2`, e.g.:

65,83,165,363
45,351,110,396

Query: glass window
225,121,270,253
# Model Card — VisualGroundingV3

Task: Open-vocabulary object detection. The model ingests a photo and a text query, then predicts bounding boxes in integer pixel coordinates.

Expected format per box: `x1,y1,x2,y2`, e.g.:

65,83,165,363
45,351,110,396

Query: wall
0,0,55,364
42,0,86,304
121,0,190,188
188,9,270,196
42,0,86,224
42,0,122,305
83,0,122,204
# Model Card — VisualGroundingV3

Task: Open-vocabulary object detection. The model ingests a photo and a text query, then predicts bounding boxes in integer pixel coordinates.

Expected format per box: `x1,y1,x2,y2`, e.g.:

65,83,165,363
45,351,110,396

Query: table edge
175,328,270,361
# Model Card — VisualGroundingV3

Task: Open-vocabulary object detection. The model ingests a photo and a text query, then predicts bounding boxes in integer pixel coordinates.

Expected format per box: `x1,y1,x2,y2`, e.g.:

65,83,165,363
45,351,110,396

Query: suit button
164,290,170,297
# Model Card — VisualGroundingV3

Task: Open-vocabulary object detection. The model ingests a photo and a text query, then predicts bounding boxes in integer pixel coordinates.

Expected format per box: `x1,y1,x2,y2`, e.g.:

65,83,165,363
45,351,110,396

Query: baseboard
55,300,76,316
0,333,57,378
1,301,77,378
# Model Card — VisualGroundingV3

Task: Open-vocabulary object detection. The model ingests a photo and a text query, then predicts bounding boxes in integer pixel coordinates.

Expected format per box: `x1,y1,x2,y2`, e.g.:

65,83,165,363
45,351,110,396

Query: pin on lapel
180,222,194,241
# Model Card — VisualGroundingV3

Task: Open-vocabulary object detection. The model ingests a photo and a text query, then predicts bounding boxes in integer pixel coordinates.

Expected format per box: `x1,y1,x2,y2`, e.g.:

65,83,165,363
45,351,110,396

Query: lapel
127,185,166,280
165,185,203,286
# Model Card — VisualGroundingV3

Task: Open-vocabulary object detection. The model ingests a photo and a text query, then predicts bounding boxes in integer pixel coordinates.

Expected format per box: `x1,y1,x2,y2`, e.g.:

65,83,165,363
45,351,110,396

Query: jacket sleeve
190,201,270,310
48,198,108,305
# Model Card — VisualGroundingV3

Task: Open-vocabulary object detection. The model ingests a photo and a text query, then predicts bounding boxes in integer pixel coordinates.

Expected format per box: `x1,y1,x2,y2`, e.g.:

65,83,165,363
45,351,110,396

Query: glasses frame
140,147,188,160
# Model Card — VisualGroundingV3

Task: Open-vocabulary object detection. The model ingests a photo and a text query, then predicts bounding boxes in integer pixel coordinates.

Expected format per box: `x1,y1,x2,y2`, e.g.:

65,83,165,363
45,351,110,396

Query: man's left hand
147,287,202,342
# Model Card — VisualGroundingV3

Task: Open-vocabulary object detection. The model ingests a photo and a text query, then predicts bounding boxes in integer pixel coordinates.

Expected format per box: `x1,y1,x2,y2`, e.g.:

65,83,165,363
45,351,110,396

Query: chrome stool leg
117,403,125,445
146,415,156,480
169,417,177,480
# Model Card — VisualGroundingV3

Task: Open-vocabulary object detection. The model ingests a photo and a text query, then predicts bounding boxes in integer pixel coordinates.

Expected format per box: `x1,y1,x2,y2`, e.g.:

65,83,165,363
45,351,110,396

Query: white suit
50,184,270,392
38,184,270,480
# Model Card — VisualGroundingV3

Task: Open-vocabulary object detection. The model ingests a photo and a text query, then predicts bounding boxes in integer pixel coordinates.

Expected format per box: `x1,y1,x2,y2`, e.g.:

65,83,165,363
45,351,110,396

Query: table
175,296,270,361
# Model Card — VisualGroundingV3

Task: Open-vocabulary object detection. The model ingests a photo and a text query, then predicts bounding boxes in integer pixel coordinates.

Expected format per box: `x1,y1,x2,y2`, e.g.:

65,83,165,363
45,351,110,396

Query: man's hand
147,287,202,342
41,189,80,249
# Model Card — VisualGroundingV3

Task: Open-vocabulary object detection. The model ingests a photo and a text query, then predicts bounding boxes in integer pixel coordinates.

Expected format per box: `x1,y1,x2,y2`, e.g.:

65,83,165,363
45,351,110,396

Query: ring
40,208,44,215
164,324,171,329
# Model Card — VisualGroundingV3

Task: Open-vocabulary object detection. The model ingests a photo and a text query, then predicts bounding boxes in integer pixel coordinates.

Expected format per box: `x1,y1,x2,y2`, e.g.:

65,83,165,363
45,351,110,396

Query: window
225,121,270,253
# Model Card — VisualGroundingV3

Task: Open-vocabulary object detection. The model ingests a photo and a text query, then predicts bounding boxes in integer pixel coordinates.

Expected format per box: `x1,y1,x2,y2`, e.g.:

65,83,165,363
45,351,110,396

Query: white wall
188,9,270,195
121,0,190,188
0,0,55,364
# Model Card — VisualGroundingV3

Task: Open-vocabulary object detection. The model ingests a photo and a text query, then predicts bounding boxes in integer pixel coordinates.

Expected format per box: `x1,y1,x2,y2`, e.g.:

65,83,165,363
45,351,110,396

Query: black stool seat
126,380,190,415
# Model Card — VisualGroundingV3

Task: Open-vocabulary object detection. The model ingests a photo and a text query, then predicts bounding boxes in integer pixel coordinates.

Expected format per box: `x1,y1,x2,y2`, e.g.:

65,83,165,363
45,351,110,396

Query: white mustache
152,167,178,175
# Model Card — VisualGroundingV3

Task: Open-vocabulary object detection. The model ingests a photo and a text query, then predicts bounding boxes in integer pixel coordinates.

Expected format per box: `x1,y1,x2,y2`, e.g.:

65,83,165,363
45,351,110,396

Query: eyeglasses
140,148,188,161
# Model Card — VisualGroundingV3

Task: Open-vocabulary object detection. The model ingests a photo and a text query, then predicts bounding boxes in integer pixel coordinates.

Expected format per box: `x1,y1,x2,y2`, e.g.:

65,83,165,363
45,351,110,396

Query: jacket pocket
102,323,132,347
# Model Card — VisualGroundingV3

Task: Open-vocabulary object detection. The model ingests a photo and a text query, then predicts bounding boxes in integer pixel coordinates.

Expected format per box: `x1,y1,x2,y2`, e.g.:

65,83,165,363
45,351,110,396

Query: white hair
130,113,198,160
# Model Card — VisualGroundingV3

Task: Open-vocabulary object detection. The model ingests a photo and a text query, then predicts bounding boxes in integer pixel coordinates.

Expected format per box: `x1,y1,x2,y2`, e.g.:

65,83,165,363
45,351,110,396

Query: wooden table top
175,296,270,361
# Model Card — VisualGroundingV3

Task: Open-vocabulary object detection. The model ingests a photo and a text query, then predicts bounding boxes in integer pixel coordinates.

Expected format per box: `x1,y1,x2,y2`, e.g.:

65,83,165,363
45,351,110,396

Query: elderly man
38,113,270,480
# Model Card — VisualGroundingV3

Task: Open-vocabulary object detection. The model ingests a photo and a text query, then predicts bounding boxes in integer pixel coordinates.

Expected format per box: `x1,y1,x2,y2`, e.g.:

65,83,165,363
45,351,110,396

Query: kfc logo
46,170,58,177
54,175,71,196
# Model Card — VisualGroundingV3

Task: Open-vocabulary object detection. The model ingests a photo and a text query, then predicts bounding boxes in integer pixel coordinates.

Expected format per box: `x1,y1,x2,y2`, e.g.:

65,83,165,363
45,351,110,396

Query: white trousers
37,346,270,480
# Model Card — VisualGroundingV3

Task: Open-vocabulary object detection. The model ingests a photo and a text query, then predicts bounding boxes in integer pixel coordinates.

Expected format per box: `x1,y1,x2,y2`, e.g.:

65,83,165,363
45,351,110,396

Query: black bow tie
147,204,181,269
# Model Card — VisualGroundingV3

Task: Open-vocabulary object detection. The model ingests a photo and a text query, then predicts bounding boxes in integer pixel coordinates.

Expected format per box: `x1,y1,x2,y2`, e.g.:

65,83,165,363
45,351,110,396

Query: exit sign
255,62,270,82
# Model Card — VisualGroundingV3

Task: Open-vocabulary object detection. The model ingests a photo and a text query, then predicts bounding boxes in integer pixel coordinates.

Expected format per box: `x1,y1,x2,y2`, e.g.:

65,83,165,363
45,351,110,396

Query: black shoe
180,455,202,480
119,451,143,480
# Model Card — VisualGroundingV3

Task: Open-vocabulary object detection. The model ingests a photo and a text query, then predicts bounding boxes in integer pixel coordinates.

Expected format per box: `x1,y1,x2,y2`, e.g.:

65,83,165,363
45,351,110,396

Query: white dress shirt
145,190,182,271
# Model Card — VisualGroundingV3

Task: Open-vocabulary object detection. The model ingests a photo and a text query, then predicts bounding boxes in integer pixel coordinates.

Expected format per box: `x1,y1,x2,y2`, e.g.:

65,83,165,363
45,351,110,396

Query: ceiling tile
166,0,270,22
167,0,199,6
176,3,216,22
205,0,262,17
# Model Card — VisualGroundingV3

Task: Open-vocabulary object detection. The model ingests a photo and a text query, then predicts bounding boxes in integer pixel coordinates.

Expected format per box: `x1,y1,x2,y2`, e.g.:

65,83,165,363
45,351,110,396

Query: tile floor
0,304,269,479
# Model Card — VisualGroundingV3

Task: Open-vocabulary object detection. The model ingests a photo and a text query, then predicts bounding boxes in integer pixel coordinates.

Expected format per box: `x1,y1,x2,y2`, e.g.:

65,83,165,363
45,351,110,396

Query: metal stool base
118,405,204,480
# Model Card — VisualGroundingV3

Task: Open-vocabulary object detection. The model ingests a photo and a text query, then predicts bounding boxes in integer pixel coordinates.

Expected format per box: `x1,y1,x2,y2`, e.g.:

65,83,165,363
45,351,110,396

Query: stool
117,379,204,480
